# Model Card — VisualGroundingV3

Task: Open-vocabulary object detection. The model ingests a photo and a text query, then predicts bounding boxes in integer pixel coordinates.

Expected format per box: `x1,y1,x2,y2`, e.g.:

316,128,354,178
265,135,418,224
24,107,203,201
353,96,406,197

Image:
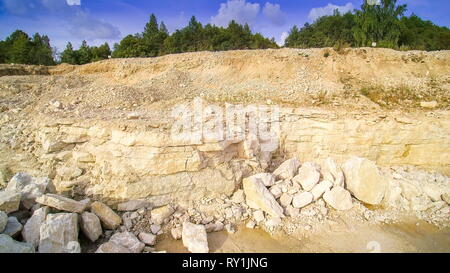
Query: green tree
112,34,147,58
29,33,55,65
4,30,32,64
353,0,407,47
91,43,111,62
60,42,78,64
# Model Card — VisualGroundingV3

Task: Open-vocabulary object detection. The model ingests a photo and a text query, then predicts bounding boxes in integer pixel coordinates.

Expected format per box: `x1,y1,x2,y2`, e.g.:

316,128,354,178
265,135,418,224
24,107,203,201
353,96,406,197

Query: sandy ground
155,218,450,253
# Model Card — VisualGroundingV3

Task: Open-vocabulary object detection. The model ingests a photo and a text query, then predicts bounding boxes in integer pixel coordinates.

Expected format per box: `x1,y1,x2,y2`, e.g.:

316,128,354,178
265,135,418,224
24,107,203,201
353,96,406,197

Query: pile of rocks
234,156,450,231
0,172,218,253
1,155,449,253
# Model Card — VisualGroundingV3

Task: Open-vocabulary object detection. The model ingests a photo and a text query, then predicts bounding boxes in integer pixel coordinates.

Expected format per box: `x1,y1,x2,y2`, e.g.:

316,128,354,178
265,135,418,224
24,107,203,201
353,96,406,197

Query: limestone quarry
0,48,449,253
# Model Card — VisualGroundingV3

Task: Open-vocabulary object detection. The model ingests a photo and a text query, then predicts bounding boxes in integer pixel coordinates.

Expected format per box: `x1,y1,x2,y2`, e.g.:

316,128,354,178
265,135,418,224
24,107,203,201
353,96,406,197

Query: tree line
285,0,450,51
112,15,278,58
0,30,55,65
0,0,449,65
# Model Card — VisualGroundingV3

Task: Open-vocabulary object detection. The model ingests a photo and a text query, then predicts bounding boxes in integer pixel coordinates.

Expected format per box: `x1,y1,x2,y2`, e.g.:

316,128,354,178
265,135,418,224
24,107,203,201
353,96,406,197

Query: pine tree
60,42,78,64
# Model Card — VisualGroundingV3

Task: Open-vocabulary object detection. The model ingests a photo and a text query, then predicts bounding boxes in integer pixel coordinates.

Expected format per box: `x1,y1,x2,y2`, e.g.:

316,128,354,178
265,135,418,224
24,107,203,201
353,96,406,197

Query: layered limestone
30,107,450,205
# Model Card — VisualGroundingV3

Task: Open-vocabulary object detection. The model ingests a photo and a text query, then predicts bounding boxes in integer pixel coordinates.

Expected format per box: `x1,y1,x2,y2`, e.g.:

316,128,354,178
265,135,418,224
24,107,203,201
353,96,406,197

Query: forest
0,0,448,65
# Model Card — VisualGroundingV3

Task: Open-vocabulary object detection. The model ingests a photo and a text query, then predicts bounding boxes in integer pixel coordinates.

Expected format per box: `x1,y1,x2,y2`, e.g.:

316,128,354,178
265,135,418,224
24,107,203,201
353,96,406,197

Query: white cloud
0,0,120,40
69,10,120,40
211,0,260,27
263,2,286,26
308,2,354,22
278,31,288,46
66,0,80,6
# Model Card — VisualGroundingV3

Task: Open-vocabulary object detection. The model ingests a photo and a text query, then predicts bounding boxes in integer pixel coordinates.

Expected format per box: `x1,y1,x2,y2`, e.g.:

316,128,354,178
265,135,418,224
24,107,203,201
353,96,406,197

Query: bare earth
1,48,449,253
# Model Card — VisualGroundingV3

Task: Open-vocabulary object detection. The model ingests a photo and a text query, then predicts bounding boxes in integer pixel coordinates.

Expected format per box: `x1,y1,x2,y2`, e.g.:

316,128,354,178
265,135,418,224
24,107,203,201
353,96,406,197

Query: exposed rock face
90,201,122,230
342,157,387,205
39,213,79,253
35,194,87,213
22,206,49,247
243,175,284,218
6,173,49,209
109,232,145,253
182,222,209,253
0,191,21,213
323,186,353,211
96,242,132,253
0,234,35,253
273,158,301,180
151,205,175,225
117,200,152,212
293,162,321,191
80,212,102,242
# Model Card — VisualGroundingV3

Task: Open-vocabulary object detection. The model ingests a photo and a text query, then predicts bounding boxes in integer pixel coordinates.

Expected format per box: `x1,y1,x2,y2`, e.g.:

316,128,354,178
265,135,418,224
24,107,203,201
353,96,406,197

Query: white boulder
139,232,156,246
293,162,321,191
109,232,145,253
323,186,353,211
342,157,387,205
80,212,102,242
311,180,333,201
182,222,209,253
36,194,87,213
292,192,313,208
6,173,49,209
273,158,301,180
39,213,79,253
0,234,35,253
22,206,49,247
0,191,21,213
243,175,284,218
90,201,122,230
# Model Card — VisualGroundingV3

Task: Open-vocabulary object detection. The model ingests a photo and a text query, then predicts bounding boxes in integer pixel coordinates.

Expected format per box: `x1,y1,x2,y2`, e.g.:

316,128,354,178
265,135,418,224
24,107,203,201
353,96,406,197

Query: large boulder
109,232,145,253
96,242,131,253
0,211,7,232
80,212,102,242
90,201,122,230
0,234,35,253
151,205,175,225
3,217,23,238
323,186,353,211
36,194,87,213
243,175,284,218
182,222,209,253
6,173,49,209
341,157,387,205
22,206,49,248
273,158,301,180
39,213,79,253
0,191,21,213
293,162,320,191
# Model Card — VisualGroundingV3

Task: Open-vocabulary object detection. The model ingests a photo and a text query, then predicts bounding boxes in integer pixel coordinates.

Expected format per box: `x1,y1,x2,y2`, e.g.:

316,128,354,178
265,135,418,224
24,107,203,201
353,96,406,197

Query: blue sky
1,0,449,51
